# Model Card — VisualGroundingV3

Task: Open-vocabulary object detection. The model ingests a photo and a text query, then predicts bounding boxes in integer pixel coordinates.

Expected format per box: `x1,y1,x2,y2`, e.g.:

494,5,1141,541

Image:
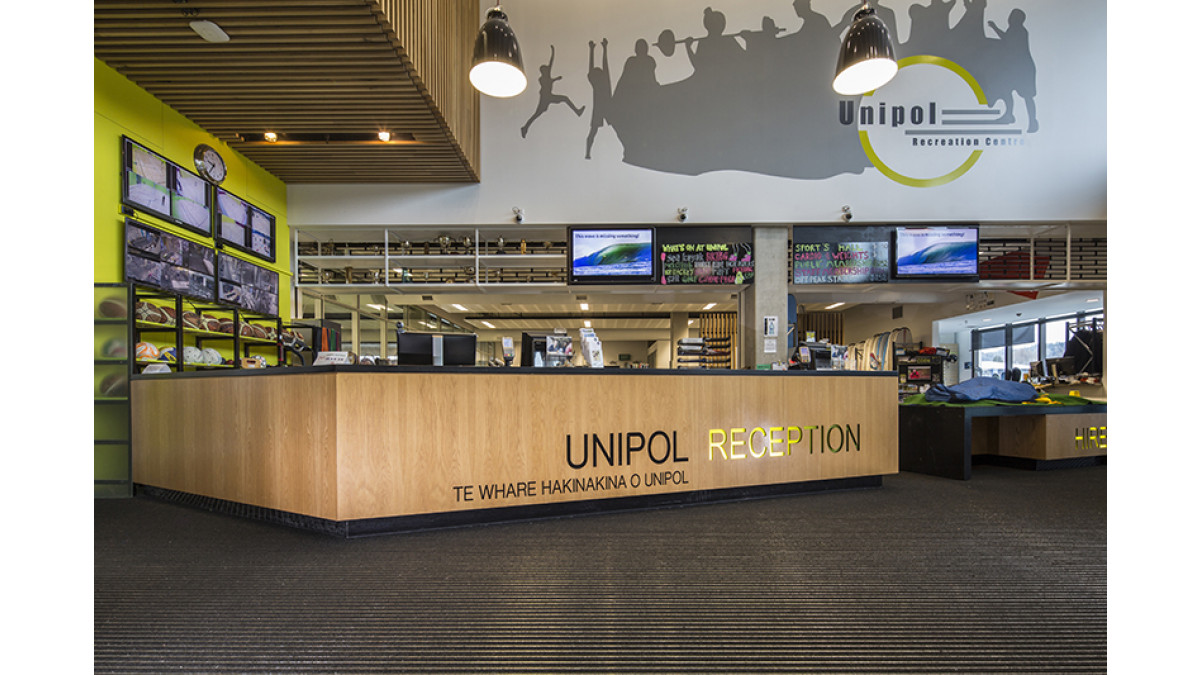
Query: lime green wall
94,58,290,317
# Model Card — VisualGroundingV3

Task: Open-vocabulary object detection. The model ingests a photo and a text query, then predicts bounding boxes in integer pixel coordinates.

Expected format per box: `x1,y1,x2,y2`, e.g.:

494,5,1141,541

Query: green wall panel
94,58,292,490
93,58,290,316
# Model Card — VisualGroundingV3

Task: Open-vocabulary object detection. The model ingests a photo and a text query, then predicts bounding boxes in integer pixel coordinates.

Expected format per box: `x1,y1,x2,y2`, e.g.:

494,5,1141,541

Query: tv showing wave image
569,228,655,284
893,227,979,280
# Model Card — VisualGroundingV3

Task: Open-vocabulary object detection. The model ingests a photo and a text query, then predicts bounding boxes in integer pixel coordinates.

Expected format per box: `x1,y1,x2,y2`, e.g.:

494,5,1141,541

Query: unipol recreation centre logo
839,54,1033,187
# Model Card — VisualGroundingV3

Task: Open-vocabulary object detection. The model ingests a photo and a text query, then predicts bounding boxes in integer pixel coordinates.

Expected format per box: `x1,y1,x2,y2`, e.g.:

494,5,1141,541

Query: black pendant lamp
833,2,898,95
470,5,527,98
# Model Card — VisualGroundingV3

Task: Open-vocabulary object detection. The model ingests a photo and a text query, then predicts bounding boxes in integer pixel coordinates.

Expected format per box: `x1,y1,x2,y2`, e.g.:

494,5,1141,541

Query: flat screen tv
395,329,477,366
657,226,754,285
892,226,979,280
121,137,212,237
568,227,656,284
217,252,279,316
124,218,217,302
216,188,276,262
792,225,890,285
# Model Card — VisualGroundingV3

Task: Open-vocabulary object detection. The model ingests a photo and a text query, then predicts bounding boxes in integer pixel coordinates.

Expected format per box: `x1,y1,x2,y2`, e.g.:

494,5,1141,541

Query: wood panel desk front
132,366,899,534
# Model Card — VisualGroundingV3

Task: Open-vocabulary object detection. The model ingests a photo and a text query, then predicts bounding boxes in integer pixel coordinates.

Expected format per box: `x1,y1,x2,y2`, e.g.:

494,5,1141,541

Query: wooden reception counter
131,366,899,536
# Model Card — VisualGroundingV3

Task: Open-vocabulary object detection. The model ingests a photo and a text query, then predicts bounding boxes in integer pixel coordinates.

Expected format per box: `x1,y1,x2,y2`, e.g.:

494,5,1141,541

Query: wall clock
193,144,227,184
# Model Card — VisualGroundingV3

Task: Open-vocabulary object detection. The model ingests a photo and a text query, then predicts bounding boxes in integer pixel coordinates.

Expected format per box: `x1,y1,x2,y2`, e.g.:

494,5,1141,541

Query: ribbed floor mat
95,467,1106,673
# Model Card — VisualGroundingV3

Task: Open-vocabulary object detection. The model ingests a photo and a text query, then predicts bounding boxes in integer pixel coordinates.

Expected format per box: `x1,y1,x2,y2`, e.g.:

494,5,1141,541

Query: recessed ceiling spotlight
703,302,716,310
580,302,589,311
825,302,845,310
189,19,230,44
452,304,468,312
263,131,278,143
378,131,391,142
481,321,496,329
584,320,592,328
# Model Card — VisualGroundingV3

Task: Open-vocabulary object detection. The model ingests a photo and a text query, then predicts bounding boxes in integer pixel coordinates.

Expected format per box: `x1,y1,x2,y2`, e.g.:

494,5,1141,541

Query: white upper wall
288,0,1106,227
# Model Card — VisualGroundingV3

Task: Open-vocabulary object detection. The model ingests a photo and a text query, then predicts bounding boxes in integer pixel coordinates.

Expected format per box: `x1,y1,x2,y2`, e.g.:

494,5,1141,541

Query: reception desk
132,366,899,535
899,403,1107,480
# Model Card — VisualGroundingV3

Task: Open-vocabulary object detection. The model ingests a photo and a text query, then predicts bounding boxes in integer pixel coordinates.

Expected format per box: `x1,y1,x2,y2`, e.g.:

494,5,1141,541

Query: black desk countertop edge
132,364,899,381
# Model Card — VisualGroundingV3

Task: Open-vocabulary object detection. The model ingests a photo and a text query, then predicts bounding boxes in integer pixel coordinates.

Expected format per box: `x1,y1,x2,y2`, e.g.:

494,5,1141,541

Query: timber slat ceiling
94,0,480,184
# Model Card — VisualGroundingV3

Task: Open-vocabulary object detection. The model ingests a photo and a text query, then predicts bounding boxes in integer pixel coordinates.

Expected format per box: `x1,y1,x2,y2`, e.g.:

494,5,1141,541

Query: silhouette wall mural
285,1,1104,228
513,0,1042,185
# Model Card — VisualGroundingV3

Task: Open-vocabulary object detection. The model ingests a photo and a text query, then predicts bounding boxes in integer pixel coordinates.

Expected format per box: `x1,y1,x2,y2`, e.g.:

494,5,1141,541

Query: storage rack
132,285,283,372
95,282,134,498
698,312,737,369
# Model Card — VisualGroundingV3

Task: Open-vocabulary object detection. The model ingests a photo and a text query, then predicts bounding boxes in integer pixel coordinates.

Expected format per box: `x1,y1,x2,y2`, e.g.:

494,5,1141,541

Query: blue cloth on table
924,377,1038,403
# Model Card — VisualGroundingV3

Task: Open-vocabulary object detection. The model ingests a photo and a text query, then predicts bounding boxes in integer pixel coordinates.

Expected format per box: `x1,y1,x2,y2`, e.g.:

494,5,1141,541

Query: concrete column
652,339,672,369
670,312,690,369
379,316,390,361
350,301,361,355
741,225,790,368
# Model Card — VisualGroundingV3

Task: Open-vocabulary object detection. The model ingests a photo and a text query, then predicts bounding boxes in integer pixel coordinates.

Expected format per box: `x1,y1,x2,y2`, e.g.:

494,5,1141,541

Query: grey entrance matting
95,466,1106,673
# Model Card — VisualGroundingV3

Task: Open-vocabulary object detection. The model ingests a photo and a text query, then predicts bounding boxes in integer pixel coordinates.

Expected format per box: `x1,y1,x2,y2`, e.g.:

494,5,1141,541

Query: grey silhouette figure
609,37,658,132
792,0,839,53
615,38,657,95
520,45,585,139
741,16,786,53
988,9,1038,132
907,0,955,55
585,38,612,159
683,7,744,78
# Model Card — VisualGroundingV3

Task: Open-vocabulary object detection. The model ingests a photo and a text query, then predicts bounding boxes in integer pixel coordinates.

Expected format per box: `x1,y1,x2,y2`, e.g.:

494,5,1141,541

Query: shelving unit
698,312,738,369
293,227,569,288
132,286,283,372
95,283,134,498
896,346,947,400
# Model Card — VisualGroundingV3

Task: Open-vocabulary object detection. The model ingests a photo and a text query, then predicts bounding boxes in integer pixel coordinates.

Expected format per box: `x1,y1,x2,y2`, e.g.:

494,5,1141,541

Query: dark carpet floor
95,466,1106,673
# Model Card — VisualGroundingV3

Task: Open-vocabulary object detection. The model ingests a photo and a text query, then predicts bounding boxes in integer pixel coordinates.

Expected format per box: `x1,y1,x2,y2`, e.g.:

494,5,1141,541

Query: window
1042,317,1071,359
1010,323,1038,380
973,327,1007,379
971,310,1102,379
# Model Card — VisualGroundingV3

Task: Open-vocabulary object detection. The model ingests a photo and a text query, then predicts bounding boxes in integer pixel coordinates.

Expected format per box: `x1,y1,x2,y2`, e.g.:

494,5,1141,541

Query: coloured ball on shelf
102,338,128,359
135,302,165,324
202,347,223,365
158,346,177,362
98,296,127,319
135,342,160,361
98,372,128,397
183,346,202,364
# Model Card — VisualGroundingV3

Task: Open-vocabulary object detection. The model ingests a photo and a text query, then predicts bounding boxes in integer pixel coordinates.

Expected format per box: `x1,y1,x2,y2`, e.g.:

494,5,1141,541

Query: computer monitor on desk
520,332,548,367
520,331,572,367
395,328,477,366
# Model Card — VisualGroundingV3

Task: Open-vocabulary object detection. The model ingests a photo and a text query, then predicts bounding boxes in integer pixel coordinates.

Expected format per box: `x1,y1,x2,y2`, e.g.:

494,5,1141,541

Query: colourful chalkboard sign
658,227,754,285
792,226,890,285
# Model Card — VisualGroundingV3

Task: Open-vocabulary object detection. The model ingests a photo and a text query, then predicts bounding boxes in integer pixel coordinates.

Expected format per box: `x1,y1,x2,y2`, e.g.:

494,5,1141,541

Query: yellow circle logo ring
859,55,988,188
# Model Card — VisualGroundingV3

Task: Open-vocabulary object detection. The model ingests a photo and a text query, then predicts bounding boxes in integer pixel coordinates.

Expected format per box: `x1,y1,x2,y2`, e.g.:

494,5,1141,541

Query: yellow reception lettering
708,424,862,460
